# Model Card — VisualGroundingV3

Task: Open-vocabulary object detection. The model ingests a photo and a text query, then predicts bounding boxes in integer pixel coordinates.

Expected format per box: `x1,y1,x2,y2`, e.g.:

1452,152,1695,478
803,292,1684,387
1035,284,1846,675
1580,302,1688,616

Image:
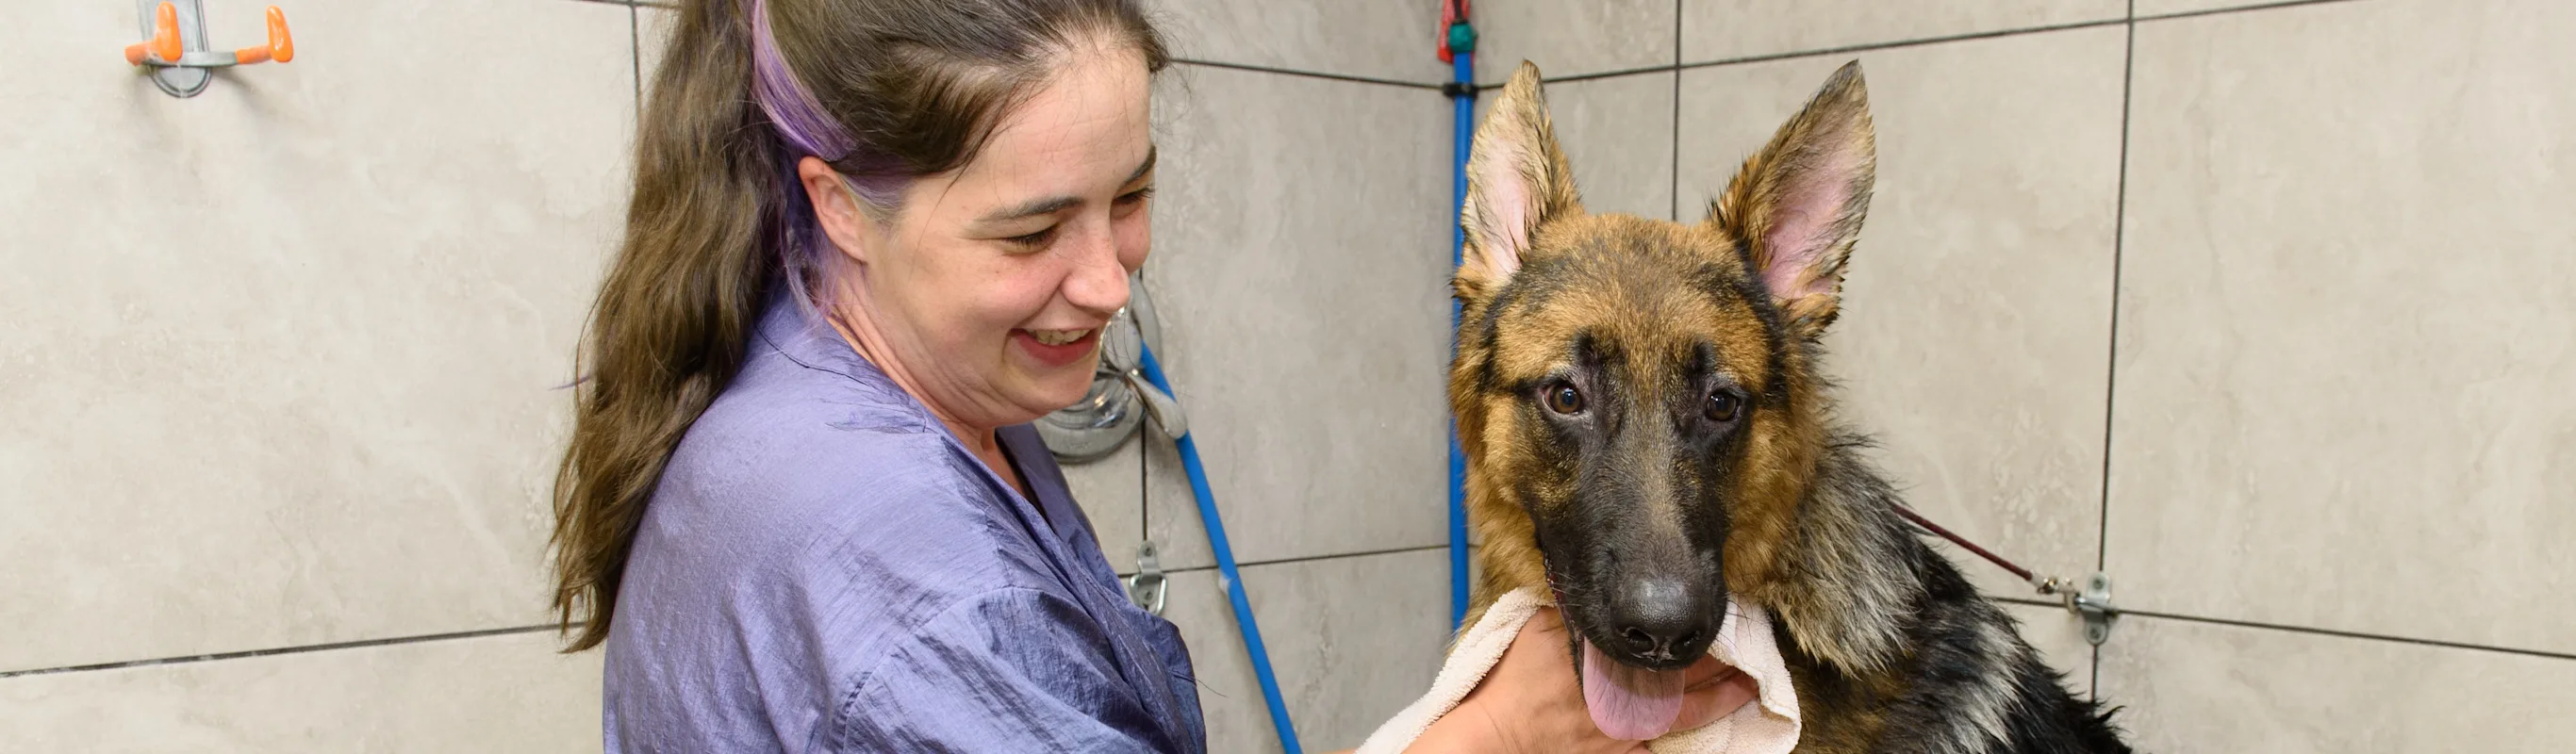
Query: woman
549,0,1726,750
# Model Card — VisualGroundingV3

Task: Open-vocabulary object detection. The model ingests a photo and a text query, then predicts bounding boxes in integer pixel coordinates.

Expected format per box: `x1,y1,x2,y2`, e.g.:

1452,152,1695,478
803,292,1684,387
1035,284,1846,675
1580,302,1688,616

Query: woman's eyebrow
1123,145,1157,185
981,195,1082,223
974,146,1158,224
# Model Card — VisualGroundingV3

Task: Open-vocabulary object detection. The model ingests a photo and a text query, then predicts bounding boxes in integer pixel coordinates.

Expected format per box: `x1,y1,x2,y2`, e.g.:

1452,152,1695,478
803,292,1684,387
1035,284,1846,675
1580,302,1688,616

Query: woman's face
813,42,1154,432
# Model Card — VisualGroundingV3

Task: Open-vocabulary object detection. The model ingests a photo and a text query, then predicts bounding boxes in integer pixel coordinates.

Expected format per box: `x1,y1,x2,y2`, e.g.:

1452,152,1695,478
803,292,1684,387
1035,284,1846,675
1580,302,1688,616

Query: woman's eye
1003,226,1057,248
1114,186,1155,205
1543,382,1585,415
1705,391,1742,422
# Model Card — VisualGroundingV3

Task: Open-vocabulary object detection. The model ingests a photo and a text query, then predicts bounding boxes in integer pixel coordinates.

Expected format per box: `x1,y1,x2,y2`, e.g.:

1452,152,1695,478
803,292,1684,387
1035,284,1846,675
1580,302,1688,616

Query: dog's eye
1704,391,1742,423
1543,382,1586,415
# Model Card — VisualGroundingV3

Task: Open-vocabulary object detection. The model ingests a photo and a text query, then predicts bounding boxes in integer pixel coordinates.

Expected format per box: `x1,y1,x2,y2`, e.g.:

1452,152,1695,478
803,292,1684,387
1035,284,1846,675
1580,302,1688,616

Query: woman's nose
1058,224,1131,315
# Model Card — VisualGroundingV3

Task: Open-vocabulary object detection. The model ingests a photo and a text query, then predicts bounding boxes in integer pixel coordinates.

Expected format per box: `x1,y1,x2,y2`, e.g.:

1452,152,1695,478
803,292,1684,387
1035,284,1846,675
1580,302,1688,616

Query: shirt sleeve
824,586,1181,753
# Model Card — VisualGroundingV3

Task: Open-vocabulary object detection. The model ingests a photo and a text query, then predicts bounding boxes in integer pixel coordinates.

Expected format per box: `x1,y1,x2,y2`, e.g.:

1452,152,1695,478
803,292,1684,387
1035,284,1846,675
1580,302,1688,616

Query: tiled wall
1482,0,2576,749
1,0,626,747
12,0,2569,751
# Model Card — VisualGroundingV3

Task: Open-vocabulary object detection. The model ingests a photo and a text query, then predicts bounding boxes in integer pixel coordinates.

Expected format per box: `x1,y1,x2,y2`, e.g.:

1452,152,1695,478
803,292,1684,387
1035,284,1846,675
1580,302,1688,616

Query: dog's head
1452,61,1874,673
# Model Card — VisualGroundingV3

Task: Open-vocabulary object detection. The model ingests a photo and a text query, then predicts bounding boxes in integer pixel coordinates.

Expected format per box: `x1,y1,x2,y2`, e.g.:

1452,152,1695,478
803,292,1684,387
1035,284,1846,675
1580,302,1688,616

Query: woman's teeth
1028,328,1091,347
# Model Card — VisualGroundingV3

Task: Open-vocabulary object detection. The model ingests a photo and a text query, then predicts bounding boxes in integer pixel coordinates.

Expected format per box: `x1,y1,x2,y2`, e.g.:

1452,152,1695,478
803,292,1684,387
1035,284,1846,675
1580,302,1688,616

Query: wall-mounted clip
1124,542,1167,616
2035,571,2119,646
124,1,294,98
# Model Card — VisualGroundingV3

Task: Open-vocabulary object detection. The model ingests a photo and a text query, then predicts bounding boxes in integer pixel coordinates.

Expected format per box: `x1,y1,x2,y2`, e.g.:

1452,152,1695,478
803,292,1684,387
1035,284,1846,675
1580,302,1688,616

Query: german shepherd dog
1452,60,2131,753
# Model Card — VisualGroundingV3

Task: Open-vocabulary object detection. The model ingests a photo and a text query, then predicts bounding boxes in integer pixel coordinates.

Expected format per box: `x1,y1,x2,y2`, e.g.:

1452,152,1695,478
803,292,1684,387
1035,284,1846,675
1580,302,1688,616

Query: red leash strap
1891,504,2036,583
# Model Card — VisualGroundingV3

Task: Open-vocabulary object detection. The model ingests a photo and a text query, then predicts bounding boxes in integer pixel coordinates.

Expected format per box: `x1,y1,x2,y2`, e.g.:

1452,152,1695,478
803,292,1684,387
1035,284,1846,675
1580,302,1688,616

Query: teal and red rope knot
1436,0,1476,63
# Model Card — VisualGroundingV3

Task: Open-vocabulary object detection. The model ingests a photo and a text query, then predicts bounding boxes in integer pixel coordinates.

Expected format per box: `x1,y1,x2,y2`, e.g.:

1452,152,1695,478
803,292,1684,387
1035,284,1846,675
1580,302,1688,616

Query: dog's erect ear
1460,61,1581,295
1708,60,1875,337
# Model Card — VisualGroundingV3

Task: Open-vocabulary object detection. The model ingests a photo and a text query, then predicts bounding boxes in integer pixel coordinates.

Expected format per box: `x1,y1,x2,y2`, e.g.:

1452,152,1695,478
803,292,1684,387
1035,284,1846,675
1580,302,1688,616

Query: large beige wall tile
2098,615,2576,752
1478,71,1678,221
1152,0,1447,85
1681,0,2125,64
0,631,603,752
0,1,632,671
1141,66,1452,570
1677,28,2127,600
1163,548,1450,754
1471,0,1675,85
2108,0,2576,653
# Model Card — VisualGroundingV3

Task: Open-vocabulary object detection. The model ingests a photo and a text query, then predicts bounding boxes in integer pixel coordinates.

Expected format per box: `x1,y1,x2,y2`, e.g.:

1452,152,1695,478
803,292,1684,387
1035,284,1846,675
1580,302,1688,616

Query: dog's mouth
1576,634,1693,740
1553,580,1713,740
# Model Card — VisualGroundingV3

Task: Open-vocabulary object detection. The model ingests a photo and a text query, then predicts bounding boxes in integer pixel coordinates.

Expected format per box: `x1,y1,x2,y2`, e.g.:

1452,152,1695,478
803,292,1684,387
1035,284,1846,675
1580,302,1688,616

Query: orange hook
232,7,293,65
124,2,183,66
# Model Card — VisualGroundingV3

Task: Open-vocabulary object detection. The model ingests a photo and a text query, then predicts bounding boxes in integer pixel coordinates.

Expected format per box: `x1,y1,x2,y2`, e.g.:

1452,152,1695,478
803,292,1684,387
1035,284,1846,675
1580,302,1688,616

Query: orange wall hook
126,1,295,97
122,2,182,66
232,7,293,65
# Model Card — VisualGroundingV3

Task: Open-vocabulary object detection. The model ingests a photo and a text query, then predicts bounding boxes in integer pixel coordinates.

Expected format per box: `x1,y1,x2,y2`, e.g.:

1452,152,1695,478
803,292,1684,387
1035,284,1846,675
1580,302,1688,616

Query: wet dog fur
1450,61,2132,753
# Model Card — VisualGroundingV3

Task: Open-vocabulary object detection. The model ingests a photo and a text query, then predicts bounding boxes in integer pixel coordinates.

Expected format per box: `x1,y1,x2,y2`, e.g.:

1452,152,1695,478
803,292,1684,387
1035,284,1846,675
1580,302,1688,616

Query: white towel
1357,587,1800,754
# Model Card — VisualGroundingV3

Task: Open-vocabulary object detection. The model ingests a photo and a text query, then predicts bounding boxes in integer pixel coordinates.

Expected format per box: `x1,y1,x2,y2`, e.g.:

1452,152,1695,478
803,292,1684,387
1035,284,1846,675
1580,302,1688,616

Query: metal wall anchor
1124,542,1166,616
2036,571,2118,646
126,1,296,99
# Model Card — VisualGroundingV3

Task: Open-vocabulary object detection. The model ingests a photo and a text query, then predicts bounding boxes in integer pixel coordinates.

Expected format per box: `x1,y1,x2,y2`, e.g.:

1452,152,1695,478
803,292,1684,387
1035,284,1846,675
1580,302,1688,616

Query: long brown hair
550,0,1168,651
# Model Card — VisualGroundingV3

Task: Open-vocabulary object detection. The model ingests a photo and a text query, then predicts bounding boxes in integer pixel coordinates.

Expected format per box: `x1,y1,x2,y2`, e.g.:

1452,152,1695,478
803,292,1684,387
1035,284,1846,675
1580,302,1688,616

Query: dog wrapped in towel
1365,60,2135,754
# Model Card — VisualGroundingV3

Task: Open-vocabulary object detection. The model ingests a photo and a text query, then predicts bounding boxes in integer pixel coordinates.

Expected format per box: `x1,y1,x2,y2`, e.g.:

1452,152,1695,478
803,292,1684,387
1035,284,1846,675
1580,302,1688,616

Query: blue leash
1133,343,1303,754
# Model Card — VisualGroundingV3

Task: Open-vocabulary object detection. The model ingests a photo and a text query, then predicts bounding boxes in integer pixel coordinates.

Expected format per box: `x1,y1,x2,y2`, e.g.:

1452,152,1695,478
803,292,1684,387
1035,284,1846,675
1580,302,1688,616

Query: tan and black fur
1452,61,2131,753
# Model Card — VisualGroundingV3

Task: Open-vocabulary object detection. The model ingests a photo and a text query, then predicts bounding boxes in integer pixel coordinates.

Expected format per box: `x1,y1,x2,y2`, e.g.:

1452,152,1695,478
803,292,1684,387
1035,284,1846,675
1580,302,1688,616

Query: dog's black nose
1607,578,1712,664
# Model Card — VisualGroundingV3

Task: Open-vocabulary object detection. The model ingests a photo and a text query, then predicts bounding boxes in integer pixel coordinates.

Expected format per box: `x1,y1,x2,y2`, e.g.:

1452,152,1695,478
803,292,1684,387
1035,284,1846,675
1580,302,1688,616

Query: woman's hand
1406,607,1752,754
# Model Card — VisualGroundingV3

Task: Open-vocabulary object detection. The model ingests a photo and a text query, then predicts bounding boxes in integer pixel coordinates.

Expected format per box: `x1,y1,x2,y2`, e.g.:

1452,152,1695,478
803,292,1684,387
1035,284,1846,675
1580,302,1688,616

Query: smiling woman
548,0,1206,749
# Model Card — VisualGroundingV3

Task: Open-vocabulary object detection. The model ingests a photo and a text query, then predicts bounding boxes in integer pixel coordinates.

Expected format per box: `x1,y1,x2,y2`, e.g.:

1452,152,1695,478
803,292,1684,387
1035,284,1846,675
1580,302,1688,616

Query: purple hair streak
746,0,855,161
744,0,908,210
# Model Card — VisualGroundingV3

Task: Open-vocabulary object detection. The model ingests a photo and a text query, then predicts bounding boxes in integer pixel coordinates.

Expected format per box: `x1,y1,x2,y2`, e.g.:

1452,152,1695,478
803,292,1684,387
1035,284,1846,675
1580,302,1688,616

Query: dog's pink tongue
1580,638,1689,741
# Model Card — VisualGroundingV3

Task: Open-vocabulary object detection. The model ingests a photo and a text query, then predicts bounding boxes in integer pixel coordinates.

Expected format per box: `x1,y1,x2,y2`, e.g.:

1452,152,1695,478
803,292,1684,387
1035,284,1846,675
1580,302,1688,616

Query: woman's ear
798,156,877,264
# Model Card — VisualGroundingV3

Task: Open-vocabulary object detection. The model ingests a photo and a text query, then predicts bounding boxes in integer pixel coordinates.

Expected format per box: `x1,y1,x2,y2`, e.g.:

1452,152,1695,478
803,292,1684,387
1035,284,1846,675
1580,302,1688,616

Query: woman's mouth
1013,327,1099,367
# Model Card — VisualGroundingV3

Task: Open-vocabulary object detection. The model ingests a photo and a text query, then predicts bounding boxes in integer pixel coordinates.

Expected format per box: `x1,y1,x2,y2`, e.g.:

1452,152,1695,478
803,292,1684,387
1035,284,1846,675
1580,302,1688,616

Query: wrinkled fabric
603,294,1205,753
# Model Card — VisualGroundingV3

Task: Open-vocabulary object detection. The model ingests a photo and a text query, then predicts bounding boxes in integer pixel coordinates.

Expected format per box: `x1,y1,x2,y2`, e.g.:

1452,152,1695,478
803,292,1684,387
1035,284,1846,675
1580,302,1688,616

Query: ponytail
549,0,781,651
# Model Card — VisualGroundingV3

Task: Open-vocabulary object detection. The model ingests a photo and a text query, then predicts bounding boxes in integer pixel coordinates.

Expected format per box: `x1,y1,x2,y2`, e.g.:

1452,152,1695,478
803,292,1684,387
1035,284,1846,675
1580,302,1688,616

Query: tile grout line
1492,16,2127,90
630,0,643,122
1171,58,1444,90
1990,595,2576,664
1487,0,2376,91
1156,544,1452,577
2121,609,2576,664
2093,0,2138,700
1668,0,1683,222
0,624,568,680
2136,0,2373,25
1137,437,1149,566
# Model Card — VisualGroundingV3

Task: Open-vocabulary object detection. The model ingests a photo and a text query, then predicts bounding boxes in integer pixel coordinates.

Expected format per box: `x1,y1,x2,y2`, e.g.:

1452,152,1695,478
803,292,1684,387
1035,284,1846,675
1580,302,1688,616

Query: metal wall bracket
128,1,295,99
1123,542,1166,616
2036,571,2118,646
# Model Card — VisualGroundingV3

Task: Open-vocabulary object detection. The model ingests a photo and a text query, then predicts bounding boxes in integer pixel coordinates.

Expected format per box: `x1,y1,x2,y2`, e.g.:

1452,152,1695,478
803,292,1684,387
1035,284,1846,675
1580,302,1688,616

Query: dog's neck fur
1745,429,1926,675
